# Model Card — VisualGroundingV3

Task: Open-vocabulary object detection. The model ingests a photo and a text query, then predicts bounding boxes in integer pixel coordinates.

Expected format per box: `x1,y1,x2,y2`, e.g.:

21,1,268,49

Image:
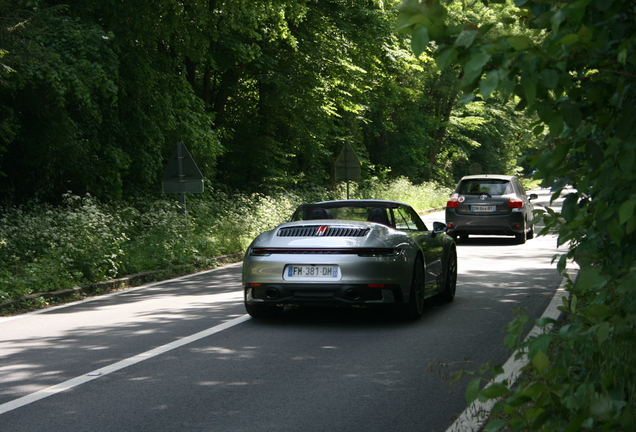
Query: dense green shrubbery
0,178,450,303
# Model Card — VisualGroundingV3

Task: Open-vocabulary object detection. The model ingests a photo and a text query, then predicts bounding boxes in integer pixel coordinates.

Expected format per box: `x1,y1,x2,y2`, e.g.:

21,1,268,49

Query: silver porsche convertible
242,200,457,319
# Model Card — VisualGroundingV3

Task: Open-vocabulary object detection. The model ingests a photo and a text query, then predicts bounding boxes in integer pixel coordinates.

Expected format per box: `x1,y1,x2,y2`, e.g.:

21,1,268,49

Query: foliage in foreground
397,0,636,430
0,178,451,304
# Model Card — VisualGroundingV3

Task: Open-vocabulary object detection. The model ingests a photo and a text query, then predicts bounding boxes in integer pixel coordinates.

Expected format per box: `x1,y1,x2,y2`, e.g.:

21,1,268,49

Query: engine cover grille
277,226,369,237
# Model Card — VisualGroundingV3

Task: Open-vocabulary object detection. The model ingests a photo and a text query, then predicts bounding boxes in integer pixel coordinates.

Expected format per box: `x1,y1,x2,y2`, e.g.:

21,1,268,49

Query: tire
439,248,457,302
526,223,534,240
245,302,283,319
515,222,527,244
404,258,425,320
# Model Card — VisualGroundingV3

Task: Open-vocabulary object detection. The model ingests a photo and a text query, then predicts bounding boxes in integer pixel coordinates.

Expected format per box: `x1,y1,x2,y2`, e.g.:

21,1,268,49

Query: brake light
447,198,460,208
508,198,524,208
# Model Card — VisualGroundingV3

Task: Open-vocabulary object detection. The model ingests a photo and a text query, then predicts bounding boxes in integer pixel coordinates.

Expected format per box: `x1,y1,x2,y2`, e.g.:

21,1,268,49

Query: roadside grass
0,177,451,311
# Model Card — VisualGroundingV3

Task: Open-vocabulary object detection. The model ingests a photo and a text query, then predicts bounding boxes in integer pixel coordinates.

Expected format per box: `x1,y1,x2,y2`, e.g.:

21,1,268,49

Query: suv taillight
447,197,460,208
508,198,524,208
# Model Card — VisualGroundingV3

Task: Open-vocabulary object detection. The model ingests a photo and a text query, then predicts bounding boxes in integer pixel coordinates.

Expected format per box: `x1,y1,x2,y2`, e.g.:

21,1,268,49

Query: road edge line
446,267,578,432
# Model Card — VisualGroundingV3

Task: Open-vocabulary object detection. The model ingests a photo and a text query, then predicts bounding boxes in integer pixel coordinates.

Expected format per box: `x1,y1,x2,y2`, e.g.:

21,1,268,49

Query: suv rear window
458,179,513,195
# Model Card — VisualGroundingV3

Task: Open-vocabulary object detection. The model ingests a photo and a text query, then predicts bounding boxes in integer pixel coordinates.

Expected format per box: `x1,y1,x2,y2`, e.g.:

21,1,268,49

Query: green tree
0,1,221,204
1,0,534,204
213,0,403,192
397,0,636,430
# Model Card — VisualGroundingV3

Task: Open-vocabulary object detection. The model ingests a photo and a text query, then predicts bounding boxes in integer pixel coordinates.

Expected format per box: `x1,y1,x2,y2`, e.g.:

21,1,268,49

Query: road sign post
161,142,204,215
334,143,361,199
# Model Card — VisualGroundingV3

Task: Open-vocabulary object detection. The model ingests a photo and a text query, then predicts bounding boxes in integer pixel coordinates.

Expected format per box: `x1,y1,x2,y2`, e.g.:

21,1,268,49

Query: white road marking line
0,314,251,415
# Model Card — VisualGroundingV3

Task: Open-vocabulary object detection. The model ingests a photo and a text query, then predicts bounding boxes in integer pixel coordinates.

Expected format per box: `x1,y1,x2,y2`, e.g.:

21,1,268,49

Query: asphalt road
0,189,568,432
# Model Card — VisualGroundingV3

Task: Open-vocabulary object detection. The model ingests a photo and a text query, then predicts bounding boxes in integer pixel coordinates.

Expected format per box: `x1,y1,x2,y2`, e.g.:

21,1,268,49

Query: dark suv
445,174,538,244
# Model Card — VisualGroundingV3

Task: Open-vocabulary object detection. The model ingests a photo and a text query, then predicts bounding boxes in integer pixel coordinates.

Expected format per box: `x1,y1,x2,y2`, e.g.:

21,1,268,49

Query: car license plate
283,265,341,281
471,205,496,212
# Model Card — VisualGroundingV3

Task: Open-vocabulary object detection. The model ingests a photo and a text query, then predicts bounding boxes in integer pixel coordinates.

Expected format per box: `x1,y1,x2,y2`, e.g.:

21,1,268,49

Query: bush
0,179,450,303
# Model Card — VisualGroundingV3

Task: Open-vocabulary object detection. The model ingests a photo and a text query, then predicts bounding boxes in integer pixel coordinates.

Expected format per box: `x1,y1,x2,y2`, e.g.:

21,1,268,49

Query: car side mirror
433,221,448,235
529,193,538,200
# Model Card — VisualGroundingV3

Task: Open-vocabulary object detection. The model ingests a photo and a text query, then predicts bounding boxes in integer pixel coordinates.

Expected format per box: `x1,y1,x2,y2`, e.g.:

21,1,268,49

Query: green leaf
467,51,492,71
507,36,533,50
619,404,636,430
558,33,580,46
436,47,457,70
466,377,482,404
562,100,583,128
583,304,613,321
561,193,579,220
455,30,478,48
463,51,491,84
571,295,578,314
484,419,508,432
558,323,583,340
411,26,430,56
545,135,569,169
521,75,537,106
481,383,511,399
577,267,608,292
499,77,516,100
579,24,593,43
556,253,567,273
458,92,475,104
528,334,552,359
551,10,565,32
548,113,564,137
532,349,549,373
594,321,611,344
535,317,558,328
619,199,636,224
536,100,554,122
540,68,559,89
396,12,433,32
608,217,625,245
480,70,500,99
590,392,613,420
522,382,549,398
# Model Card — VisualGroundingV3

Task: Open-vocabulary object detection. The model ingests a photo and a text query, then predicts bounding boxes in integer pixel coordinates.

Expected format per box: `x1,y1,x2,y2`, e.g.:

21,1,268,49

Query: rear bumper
445,210,525,236
245,283,404,307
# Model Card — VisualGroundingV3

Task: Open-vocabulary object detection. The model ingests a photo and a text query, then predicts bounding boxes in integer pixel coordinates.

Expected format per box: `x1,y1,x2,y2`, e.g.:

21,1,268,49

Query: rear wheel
404,258,425,320
515,222,527,244
245,302,283,319
526,223,534,240
439,248,457,302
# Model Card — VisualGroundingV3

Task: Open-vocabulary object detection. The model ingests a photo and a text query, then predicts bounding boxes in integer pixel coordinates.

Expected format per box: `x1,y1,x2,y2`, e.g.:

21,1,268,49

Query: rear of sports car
242,220,415,317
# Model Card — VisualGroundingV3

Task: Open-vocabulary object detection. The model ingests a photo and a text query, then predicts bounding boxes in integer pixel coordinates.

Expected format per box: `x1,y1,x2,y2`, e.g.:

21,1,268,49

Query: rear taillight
508,198,524,208
447,198,460,208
